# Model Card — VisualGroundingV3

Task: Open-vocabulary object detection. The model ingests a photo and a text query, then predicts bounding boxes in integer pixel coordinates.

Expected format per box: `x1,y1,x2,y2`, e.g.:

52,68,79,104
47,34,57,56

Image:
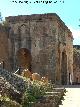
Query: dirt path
59,88,80,107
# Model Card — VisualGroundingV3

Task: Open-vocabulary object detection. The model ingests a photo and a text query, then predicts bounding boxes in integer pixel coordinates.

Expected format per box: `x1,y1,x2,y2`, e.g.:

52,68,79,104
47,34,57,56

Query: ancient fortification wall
73,46,80,84
0,13,73,85
0,24,11,71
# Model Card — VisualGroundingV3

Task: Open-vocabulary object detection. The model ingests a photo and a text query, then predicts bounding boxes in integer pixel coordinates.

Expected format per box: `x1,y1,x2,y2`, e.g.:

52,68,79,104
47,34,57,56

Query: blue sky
0,0,80,45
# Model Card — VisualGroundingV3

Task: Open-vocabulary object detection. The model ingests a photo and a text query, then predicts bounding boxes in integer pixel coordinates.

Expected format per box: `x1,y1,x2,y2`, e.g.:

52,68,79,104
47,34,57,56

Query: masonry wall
54,19,73,85
0,24,11,71
66,31,73,84
5,13,73,84
30,18,57,82
73,46,80,84
6,14,58,82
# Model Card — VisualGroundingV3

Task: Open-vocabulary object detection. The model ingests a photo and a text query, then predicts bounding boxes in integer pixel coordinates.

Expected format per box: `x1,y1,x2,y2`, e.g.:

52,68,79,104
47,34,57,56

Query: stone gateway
0,13,73,85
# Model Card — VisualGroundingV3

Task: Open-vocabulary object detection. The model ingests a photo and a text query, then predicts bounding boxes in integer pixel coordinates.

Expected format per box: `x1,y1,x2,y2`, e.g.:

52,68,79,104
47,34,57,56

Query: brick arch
16,48,32,70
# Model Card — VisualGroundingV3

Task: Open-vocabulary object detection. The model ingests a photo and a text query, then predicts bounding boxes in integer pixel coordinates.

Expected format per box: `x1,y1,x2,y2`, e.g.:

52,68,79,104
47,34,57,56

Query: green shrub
22,79,55,107
0,94,21,107
22,80,45,107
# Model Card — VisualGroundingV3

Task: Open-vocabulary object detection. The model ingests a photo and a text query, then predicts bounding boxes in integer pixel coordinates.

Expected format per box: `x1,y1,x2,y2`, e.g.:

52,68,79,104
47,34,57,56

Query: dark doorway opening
76,77,78,84
16,48,32,71
61,51,67,85
69,73,70,84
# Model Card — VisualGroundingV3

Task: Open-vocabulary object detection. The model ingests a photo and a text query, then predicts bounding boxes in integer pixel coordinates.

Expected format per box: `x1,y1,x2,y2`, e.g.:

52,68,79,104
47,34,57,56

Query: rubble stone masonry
0,13,73,85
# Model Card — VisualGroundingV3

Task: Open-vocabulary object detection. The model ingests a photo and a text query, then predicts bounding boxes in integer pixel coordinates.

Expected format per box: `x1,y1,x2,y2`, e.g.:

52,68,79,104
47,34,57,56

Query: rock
0,76,22,104
32,73,41,81
21,69,32,79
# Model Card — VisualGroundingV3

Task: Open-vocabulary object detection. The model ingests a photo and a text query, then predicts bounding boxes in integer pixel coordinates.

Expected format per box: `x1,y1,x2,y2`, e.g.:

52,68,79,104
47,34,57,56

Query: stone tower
6,13,73,85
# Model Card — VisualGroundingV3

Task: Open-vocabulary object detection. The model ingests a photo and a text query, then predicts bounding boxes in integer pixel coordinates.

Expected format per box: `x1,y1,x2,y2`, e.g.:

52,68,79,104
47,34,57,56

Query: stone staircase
32,88,65,107
0,67,65,107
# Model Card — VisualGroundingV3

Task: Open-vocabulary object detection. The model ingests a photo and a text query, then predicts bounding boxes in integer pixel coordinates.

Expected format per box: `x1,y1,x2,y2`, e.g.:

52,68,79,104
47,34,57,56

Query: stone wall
66,31,73,84
0,24,11,71
53,19,73,85
6,14,58,83
3,13,73,84
73,46,80,84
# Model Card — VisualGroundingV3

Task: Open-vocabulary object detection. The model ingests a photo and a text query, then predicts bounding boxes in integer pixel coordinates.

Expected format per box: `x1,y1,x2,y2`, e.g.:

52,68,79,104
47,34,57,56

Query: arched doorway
61,51,67,85
16,48,32,71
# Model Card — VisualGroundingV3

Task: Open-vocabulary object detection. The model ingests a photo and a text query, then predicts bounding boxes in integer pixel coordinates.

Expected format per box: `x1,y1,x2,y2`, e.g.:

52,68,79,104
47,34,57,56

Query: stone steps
35,88,65,107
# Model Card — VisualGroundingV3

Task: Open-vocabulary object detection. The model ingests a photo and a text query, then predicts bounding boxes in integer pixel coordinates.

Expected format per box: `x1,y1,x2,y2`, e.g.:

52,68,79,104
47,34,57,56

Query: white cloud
69,27,80,39
68,26,80,45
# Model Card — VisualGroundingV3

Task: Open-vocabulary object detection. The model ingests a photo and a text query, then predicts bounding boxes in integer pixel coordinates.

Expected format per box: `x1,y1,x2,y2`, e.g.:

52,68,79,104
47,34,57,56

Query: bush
22,79,55,107
0,94,21,107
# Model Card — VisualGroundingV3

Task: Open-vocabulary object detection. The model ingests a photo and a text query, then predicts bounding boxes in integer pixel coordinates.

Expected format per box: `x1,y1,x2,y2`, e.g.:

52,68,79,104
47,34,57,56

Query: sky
0,0,80,45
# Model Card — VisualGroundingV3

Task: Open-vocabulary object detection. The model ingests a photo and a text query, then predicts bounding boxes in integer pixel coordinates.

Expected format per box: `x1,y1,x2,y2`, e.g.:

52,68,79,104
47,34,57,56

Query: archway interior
16,48,32,71
61,51,67,85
